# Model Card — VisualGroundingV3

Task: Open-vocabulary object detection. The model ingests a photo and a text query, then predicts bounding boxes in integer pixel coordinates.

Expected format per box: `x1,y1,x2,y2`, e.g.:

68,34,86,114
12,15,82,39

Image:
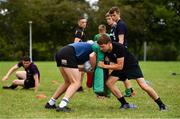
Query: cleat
120,103,137,110
56,106,71,112
159,104,167,111
45,103,57,109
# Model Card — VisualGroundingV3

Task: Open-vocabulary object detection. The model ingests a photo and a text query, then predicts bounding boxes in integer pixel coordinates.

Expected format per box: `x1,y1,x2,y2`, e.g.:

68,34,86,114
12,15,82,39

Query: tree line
0,0,180,61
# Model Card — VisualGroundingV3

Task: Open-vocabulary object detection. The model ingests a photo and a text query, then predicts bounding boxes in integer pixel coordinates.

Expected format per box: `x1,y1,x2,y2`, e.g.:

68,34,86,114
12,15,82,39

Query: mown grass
0,61,180,118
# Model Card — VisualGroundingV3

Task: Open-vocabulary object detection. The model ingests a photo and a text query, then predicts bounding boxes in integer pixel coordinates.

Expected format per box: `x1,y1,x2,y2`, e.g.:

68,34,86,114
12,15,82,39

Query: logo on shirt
61,59,67,65
113,54,117,58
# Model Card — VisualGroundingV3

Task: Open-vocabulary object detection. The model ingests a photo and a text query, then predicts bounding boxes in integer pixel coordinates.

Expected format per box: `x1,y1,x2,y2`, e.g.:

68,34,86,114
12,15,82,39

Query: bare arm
89,52,97,69
2,64,19,81
118,34,124,44
33,74,39,93
98,57,124,70
74,38,81,42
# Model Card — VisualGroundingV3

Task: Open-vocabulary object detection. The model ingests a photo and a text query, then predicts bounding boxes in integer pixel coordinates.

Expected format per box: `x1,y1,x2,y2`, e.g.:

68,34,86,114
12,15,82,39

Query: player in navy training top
109,6,128,48
106,10,135,97
74,17,87,42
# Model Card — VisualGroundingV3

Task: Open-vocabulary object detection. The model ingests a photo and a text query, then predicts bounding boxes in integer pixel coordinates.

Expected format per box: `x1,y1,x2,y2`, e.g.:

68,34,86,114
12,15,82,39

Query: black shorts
110,65,144,81
24,79,35,89
55,46,78,68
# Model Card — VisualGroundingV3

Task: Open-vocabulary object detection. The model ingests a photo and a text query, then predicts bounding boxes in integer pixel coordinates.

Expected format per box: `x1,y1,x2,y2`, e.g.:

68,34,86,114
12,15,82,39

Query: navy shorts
110,65,144,81
55,46,78,68
24,79,35,89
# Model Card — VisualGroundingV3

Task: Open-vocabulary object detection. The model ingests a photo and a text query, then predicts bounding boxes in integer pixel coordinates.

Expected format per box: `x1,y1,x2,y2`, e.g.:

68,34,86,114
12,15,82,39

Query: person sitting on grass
2,57,40,93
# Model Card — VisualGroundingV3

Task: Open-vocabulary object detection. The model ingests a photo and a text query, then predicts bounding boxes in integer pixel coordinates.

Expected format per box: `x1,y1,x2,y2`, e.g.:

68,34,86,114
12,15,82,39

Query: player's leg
56,67,81,112
45,67,70,109
128,64,166,111
13,79,25,85
106,76,136,109
3,79,25,89
136,77,166,111
3,71,27,89
77,71,84,92
136,78,158,99
106,76,122,97
10,79,25,88
52,67,71,99
63,68,81,98
123,79,136,97
16,71,26,80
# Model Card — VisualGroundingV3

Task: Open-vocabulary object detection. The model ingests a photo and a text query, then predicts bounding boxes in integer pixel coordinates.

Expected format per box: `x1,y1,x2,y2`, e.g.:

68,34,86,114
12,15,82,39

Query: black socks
117,97,128,105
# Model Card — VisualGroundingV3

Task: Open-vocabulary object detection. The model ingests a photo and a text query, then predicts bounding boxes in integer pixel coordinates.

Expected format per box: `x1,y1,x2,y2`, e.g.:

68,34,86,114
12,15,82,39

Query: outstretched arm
2,64,19,81
33,74,39,93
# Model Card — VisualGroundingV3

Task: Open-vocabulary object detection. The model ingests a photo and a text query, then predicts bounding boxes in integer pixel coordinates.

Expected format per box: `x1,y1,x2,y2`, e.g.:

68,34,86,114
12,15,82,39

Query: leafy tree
0,0,179,60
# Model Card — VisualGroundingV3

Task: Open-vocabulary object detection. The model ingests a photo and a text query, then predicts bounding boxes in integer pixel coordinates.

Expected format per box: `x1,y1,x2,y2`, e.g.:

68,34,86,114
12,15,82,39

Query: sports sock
125,88,131,95
155,97,164,107
117,97,128,105
59,97,69,108
130,88,133,93
48,98,56,106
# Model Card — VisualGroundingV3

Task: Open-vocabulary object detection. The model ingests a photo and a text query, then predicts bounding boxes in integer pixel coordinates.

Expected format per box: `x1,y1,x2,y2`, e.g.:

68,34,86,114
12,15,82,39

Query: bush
148,43,179,61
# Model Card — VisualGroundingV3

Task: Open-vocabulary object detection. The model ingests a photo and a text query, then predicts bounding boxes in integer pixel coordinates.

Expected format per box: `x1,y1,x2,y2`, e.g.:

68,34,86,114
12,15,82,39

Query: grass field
0,61,180,118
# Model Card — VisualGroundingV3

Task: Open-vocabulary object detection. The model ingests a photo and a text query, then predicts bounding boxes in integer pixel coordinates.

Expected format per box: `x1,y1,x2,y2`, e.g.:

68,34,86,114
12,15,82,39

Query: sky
85,0,98,6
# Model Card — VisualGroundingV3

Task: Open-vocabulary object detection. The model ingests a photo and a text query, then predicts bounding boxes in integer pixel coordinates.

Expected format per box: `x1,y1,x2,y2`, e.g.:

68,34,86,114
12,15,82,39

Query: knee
15,71,24,79
64,80,70,85
64,82,70,87
76,81,81,87
71,79,81,87
137,78,151,91
106,80,113,88
15,72,20,78
139,83,150,91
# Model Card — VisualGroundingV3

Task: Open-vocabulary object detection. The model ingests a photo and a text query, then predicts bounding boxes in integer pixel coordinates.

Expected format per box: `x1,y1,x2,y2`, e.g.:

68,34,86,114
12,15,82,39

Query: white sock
48,98,56,106
59,97,69,108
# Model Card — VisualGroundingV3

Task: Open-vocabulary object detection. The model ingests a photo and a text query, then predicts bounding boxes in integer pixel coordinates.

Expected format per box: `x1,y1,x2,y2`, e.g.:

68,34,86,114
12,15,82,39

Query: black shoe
2,85,17,89
120,103,137,110
45,103,56,109
56,106,71,112
77,86,83,92
2,86,11,89
159,104,167,111
3,84,17,89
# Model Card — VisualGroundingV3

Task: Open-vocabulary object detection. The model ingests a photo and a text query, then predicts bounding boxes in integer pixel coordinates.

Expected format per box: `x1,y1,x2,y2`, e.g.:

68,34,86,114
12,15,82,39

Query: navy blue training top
69,42,93,64
115,19,128,47
74,27,86,42
105,42,138,69
18,61,40,80
109,25,116,42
